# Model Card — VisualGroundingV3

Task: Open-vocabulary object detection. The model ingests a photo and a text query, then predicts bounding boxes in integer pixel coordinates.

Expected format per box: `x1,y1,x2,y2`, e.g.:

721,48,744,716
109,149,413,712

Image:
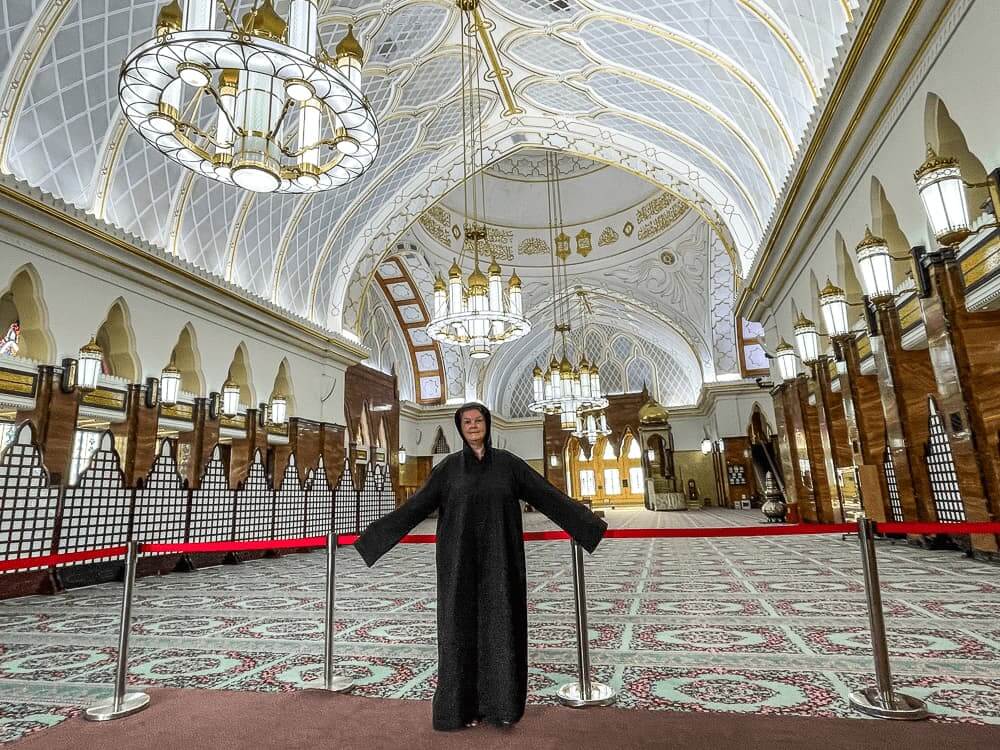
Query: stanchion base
849,689,929,720
83,692,150,721
317,676,355,693
557,681,616,708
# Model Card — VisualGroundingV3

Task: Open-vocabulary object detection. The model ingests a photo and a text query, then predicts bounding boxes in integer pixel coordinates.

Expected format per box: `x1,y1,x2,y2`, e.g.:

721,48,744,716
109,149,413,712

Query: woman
355,402,607,731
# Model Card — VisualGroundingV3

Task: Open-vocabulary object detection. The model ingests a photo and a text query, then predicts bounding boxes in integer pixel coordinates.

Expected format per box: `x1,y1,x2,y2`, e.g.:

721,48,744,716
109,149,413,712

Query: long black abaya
354,403,607,731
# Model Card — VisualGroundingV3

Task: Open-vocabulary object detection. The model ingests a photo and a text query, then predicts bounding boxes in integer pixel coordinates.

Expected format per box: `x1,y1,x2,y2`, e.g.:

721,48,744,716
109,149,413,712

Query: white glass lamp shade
775,339,798,381
213,70,238,177
77,338,103,391
914,147,971,247
508,272,522,315
793,313,820,364
560,399,576,431
598,413,608,433
183,0,215,31
296,99,322,184
532,366,544,402
701,437,712,455
148,78,182,134
335,25,364,89
287,0,318,56
221,378,241,416
270,394,287,425
178,62,210,88
160,364,181,405
487,260,503,313
447,261,463,314
855,228,895,300
646,448,656,462
549,359,562,400
398,446,407,464
433,277,447,318
818,279,850,337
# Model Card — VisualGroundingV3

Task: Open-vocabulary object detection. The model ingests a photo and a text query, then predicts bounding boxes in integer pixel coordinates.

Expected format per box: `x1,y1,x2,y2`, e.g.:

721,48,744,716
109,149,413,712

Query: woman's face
460,409,487,445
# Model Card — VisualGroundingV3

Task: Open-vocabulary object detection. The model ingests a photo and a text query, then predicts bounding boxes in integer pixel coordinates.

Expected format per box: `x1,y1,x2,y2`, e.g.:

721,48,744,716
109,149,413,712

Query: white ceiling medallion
118,0,379,194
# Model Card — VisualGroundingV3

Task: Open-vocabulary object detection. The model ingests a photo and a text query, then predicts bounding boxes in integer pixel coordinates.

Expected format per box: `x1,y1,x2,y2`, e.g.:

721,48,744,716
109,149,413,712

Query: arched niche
924,93,991,224
270,358,296,415
224,343,255,407
95,298,140,382
168,324,205,396
870,177,913,287
834,232,864,300
0,264,55,362
808,271,824,335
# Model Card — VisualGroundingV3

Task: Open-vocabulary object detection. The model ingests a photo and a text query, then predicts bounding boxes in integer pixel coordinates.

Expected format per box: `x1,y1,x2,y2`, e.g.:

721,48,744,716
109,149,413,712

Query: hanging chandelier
528,153,608,430
119,0,379,193
425,0,529,358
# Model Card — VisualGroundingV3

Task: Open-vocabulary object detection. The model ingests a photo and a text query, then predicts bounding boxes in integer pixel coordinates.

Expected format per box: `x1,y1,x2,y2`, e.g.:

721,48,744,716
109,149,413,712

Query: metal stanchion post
85,541,150,721
557,540,616,707
319,532,354,692
848,518,928,720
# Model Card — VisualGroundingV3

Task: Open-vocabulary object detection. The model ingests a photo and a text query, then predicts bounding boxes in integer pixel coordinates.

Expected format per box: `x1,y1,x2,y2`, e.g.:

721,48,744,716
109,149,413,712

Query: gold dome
508,269,522,288
433,275,446,291
638,398,670,426
336,24,364,61
467,265,488,290
793,311,815,330
156,0,183,35
532,363,543,377
819,278,844,299
448,259,462,278
487,258,502,276
242,0,286,41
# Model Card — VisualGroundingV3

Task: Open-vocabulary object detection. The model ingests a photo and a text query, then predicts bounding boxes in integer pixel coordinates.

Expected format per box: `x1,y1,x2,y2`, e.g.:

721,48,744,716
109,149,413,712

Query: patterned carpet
1,508,999,744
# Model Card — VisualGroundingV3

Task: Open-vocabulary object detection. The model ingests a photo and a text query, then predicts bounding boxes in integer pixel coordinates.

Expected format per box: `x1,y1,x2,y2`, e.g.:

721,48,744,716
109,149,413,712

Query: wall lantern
398,445,407,464
914,146,971,247
77,337,103,391
548,453,559,467
208,391,222,420
160,359,181,405
793,313,820,365
775,339,798,381
270,394,287,425
145,377,160,409
716,438,725,453
700,437,713,455
60,358,78,393
646,448,656,462
818,279,850,338
854,228,895,301
221,373,240,417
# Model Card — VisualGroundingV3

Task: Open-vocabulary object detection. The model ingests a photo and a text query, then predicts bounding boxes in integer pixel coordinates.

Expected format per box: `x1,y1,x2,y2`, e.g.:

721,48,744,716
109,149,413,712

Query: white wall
0,186,363,424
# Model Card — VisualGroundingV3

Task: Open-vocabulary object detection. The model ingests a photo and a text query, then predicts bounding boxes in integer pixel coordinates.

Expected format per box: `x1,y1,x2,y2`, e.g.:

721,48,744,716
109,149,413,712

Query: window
602,441,615,460
70,430,103,485
603,468,621,495
629,466,644,494
626,439,641,460
579,469,596,496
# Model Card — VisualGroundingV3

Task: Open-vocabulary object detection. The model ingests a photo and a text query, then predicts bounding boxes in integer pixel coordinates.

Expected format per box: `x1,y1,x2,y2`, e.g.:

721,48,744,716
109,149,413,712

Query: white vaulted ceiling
0,0,862,408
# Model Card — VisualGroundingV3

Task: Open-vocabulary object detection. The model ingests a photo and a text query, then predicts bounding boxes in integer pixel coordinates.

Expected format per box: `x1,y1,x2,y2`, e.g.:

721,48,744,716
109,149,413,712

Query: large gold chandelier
119,1,379,193
528,153,608,430
426,0,529,358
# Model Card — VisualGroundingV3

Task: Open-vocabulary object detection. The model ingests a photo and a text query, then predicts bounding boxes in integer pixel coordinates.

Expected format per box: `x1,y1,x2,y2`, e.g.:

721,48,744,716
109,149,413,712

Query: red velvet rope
5,522,997,573
143,536,328,555
0,545,129,573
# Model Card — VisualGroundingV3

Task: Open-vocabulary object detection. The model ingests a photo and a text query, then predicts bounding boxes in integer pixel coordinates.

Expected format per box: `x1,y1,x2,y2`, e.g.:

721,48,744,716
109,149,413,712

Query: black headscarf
454,402,492,457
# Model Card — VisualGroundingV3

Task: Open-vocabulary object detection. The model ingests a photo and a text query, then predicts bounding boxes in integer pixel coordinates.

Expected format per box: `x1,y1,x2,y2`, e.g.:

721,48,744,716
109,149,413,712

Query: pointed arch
923,92,991,224
270,358,296,416
834,231,863,301
870,177,913,287
225,343,255,407
0,263,55,363
169,324,205,397
95,298,140,382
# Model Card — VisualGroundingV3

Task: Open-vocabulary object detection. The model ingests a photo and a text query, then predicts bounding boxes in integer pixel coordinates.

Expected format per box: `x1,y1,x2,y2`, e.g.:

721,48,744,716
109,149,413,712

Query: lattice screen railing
0,423,379,574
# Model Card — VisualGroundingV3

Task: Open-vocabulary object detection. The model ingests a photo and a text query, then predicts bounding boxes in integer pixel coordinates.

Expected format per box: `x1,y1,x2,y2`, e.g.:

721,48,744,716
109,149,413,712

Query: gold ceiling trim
224,194,257,282
166,171,196,256
91,117,130,220
574,9,800,149
0,0,73,173
471,6,522,117
740,0,937,319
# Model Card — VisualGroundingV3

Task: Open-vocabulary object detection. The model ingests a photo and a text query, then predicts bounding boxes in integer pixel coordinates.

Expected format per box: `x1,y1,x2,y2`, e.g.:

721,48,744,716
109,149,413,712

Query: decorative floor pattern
2,508,1000,744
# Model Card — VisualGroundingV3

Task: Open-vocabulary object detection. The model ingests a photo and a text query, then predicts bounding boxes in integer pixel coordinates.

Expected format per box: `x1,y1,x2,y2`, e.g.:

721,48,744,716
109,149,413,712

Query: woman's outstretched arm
354,457,449,567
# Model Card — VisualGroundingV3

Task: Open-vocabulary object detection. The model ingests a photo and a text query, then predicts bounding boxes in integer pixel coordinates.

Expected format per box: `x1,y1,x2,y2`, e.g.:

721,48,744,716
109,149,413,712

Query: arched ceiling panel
103,126,186,248
5,0,160,208
272,115,423,316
